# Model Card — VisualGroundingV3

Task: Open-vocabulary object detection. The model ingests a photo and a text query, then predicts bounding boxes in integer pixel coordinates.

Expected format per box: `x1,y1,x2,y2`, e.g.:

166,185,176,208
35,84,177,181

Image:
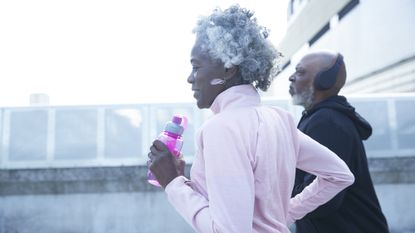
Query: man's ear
223,66,238,81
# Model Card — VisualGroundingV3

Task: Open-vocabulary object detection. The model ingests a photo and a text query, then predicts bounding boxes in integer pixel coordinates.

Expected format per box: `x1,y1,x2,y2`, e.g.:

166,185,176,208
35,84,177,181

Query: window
9,110,48,161
55,109,98,159
105,108,142,158
281,60,291,72
395,100,415,150
308,23,330,46
338,0,360,20
352,101,391,152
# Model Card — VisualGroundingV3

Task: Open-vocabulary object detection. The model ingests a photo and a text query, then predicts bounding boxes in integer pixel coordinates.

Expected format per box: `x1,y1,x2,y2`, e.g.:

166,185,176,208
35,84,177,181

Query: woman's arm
288,130,355,223
292,119,354,218
165,122,255,233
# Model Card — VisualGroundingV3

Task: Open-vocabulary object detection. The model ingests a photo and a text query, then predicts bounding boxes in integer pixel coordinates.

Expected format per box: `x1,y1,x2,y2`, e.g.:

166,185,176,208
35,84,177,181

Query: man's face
289,56,317,108
187,43,226,109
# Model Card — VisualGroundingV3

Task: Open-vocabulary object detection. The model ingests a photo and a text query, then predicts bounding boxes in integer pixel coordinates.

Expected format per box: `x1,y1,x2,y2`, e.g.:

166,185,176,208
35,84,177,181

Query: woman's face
187,43,227,109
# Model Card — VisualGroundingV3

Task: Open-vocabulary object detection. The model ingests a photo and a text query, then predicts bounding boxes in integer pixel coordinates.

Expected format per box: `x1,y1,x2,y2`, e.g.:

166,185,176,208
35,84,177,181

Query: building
271,0,415,96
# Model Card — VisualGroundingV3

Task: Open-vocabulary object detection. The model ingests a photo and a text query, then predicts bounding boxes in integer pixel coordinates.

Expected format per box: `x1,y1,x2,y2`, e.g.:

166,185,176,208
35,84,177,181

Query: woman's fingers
176,159,186,176
153,140,168,151
149,145,159,155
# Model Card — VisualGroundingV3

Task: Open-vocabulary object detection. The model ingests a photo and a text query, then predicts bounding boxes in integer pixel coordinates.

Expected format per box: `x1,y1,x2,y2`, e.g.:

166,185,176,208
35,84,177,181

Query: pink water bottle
148,115,186,187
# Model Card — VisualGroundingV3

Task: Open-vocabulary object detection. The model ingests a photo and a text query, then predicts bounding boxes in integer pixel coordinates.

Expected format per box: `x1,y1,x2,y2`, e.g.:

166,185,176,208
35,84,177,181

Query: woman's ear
223,66,238,81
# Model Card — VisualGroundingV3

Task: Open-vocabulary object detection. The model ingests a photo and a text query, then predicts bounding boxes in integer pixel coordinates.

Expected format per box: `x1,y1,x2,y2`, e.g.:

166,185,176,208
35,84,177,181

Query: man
289,51,389,233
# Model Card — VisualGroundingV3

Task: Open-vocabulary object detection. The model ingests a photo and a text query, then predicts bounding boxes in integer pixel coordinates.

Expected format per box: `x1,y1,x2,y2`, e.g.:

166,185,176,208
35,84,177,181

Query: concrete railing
1,94,415,169
1,94,415,232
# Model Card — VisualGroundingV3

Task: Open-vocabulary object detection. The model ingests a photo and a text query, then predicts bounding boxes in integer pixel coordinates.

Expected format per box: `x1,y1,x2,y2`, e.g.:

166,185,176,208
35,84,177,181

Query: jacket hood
306,95,372,140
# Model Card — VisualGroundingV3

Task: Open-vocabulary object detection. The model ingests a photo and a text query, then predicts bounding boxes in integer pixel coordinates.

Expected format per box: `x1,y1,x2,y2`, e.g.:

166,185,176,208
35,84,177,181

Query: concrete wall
1,157,414,233
0,192,192,233
0,166,194,233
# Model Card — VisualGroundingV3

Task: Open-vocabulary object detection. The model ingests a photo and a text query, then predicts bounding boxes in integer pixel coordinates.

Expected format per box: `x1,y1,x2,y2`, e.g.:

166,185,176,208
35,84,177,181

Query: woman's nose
187,71,196,84
187,73,194,84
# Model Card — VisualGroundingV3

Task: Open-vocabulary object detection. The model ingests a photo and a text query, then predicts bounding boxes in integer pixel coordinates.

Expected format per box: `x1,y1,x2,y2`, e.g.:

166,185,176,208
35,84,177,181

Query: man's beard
292,85,314,109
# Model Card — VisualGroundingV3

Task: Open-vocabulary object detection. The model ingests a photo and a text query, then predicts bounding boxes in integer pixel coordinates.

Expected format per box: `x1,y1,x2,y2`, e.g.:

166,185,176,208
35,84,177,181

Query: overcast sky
0,0,288,107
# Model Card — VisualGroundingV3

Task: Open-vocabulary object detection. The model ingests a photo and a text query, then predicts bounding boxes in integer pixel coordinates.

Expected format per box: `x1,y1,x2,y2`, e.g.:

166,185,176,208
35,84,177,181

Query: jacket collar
210,84,260,114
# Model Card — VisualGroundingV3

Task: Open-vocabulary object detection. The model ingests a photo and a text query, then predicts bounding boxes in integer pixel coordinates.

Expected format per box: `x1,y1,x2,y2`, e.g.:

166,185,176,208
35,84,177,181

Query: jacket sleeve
292,169,314,197
296,118,355,218
287,130,354,223
165,121,255,233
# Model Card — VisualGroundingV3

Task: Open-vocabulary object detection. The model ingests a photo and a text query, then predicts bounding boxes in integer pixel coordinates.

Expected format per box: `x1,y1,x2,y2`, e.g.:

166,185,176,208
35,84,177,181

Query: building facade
272,0,415,96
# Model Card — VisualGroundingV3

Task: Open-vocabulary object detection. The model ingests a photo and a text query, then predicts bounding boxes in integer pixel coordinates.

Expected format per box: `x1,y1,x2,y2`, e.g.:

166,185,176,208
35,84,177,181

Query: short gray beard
292,85,314,110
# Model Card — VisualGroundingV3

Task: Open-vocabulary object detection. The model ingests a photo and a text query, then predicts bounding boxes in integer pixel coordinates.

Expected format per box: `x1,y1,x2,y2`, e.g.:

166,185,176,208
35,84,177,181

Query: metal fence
1,93,414,169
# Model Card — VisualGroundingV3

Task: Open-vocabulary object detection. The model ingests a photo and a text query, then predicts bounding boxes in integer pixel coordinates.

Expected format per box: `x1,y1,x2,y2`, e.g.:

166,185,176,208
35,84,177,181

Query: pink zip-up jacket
165,84,354,233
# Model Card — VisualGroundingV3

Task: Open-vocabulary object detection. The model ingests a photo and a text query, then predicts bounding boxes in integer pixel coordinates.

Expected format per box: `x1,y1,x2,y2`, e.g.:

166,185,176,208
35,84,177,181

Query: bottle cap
172,115,182,125
164,115,185,135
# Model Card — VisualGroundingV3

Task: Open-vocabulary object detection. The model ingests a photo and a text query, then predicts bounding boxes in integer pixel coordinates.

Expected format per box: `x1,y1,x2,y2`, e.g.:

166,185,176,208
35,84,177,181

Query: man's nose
289,74,295,82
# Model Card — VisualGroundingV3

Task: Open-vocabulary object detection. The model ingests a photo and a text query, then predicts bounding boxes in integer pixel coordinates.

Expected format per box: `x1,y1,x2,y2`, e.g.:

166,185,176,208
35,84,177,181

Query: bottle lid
164,115,185,135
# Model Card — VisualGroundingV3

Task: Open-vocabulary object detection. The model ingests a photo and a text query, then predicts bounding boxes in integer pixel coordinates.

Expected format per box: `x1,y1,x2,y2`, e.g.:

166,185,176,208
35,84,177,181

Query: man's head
289,51,346,109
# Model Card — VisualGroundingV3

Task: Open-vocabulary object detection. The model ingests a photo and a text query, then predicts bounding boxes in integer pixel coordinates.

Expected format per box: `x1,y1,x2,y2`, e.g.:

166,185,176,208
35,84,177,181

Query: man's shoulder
303,107,353,130
308,107,347,122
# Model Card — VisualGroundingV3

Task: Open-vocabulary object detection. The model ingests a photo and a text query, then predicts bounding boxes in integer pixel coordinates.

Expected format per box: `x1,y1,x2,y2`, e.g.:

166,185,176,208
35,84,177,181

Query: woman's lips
192,90,199,99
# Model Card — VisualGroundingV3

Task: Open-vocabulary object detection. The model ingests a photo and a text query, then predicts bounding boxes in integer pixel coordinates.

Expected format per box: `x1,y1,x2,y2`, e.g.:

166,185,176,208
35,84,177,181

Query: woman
148,5,354,233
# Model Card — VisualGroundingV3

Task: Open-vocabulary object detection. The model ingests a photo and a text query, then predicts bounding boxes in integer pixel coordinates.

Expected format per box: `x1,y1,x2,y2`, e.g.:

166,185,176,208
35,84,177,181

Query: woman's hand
148,140,186,188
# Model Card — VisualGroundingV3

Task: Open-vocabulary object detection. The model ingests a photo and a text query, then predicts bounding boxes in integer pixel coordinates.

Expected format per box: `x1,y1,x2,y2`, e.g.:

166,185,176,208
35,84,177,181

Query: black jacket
292,95,389,233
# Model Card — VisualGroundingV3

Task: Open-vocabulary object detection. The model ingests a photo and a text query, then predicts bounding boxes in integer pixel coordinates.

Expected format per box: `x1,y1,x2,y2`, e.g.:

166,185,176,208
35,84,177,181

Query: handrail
1,94,415,169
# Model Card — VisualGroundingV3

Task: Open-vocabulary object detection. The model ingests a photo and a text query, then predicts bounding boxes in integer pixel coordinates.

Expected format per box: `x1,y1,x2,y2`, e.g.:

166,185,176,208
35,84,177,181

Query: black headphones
313,53,344,91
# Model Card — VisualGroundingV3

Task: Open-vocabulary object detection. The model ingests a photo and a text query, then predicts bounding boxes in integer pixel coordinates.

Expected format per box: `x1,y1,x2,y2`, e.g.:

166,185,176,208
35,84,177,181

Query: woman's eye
192,67,199,78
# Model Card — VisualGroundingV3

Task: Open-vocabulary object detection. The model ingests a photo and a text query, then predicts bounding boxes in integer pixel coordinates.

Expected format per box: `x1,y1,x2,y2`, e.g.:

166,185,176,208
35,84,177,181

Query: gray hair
193,4,280,91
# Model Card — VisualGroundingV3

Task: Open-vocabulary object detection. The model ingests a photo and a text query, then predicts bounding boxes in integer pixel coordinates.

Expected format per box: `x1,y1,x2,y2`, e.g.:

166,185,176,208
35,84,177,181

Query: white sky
0,0,288,107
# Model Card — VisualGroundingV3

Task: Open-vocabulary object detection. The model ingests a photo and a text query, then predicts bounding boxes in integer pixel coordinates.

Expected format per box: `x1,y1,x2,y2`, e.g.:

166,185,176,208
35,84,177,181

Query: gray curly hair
193,4,280,91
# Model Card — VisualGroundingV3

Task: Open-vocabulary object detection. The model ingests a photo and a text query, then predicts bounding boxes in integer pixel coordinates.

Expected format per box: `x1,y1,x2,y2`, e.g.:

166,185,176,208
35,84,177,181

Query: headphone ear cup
314,68,337,90
313,70,326,91
313,54,343,91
